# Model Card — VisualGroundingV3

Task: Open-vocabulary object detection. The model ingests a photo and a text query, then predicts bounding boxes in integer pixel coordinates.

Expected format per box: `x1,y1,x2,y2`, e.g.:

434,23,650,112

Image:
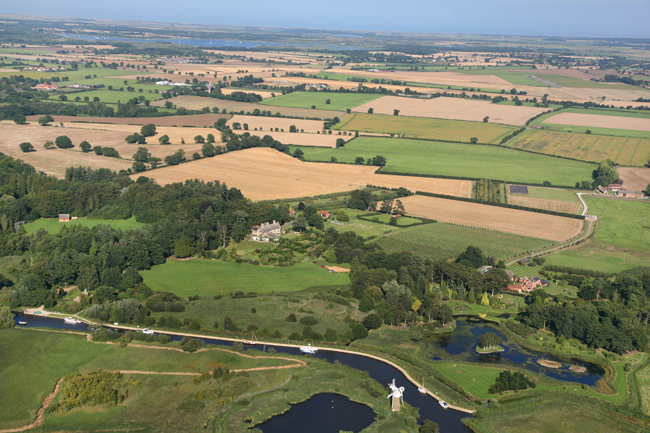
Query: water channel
13,313,606,432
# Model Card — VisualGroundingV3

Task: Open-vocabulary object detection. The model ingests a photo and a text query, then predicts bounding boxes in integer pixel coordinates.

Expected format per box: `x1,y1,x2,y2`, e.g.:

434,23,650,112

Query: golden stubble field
25,114,230,128
507,196,583,215
396,195,584,242
135,147,474,200
352,96,547,126
543,112,650,131
326,68,513,87
618,167,650,192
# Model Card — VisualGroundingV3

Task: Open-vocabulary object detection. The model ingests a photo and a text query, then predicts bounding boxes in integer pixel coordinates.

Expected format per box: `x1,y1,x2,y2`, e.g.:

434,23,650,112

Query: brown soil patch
352,96,547,126
544,112,650,132
135,147,473,200
326,266,350,273
152,96,343,119
26,113,231,128
397,195,583,242
508,196,583,215
618,167,650,191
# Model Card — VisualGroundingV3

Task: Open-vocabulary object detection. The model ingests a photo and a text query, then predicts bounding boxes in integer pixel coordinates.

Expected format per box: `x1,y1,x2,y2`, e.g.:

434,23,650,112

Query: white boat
18,321,27,325
300,344,318,354
418,376,428,394
242,331,257,345
141,328,155,335
64,317,80,324
439,400,449,409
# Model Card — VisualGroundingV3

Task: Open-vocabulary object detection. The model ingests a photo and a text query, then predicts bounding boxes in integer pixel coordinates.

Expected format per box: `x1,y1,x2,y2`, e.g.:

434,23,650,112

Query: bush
351,323,369,340
285,313,297,322
299,315,319,326
92,328,121,342
363,313,382,330
288,332,303,341
55,135,73,148
157,334,171,344
224,316,239,332
324,327,338,342
180,337,205,352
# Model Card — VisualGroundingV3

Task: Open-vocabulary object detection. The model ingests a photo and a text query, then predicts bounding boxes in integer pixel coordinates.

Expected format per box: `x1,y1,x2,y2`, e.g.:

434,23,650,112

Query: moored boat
439,400,449,409
18,321,27,325
418,376,428,394
142,328,155,335
64,317,80,324
242,331,257,345
300,344,318,354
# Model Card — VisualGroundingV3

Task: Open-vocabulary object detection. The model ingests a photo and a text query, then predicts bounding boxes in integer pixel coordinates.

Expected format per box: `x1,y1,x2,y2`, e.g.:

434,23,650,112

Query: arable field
261,91,382,112
352,96,547,126
151,96,343,119
227,114,330,134
27,113,231,127
134,147,474,200
373,221,553,261
140,260,349,296
508,187,584,215
396,195,583,241
541,112,650,139
24,217,146,234
336,113,515,143
508,129,650,166
618,167,650,192
292,136,596,187
0,329,294,430
543,196,650,272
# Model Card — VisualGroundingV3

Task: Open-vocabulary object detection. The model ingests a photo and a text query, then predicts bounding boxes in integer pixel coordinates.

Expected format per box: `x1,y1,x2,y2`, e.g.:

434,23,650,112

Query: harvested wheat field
396,195,584,241
507,196,583,215
618,167,650,192
326,68,512,88
25,113,230,127
352,96,547,126
152,96,343,119
136,147,473,200
0,124,133,176
227,115,327,134
544,112,650,132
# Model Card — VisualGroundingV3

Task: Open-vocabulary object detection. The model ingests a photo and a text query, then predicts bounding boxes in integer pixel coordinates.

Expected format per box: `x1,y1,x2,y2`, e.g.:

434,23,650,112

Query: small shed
59,214,70,222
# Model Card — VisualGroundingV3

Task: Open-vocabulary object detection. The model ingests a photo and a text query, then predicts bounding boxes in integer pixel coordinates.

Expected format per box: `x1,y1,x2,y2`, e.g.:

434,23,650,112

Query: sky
6,0,650,38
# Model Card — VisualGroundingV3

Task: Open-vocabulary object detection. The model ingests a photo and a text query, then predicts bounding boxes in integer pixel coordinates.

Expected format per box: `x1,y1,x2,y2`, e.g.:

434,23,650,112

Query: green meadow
24,216,147,234
290,136,597,186
140,260,350,297
262,91,382,112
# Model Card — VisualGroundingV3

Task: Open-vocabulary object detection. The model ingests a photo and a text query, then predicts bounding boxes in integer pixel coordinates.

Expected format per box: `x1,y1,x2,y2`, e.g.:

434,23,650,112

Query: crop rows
374,223,553,261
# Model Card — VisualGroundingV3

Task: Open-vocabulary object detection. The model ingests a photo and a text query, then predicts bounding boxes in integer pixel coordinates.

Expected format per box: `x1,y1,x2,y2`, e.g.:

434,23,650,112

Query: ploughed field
543,112,650,133
395,195,584,242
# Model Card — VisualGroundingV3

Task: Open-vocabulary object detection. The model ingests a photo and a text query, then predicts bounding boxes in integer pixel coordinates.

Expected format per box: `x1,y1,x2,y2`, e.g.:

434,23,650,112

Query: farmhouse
59,214,70,222
616,190,644,198
32,83,59,91
318,210,331,219
251,220,282,242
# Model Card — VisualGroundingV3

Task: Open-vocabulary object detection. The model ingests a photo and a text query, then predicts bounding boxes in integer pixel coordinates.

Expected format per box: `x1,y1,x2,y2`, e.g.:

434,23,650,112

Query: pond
257,393,374,433
427,319,605,386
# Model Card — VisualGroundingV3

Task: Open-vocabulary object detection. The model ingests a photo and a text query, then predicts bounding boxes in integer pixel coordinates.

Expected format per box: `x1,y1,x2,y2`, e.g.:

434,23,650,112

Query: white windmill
387,378,405,412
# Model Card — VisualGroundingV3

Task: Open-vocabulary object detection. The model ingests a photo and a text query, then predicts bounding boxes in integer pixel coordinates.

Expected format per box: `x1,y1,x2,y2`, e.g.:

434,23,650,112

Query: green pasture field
404,82,501,93
140,260,349,297
373,222,554,261
24,217,146,234
507,129,650,166
0,329,292,429
262,91,381,112
61,88,165,104
537,74,642,90
336,113,516,144
632,358,650,414
368,214,422,226
290,136,597,186
543,197,650,272
154,290,365,338
430,363,504,399
509,186,582,202
0,66,145,81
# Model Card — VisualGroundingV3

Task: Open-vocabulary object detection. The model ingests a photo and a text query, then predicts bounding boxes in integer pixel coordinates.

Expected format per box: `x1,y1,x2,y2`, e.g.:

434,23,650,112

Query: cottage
616,190,644,198
251,220,282,242
318,211,331,219
596,185,607,194
59,214,70,222
607,184,623,191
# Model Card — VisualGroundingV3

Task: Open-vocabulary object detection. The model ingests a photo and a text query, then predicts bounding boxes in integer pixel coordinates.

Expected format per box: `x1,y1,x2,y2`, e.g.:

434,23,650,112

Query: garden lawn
290,136,596,186
140,260,350,296
430,363,503,399
262,91,382,112
24,216,146,234
336,113,515,143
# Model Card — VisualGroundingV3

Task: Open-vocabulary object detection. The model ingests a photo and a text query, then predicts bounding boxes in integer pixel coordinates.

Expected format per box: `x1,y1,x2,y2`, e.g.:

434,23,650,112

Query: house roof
59,214,70,218
618,190,640,195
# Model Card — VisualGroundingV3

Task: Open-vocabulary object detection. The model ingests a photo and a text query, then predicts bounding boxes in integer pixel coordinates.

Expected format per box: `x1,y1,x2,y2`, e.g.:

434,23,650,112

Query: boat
141,328,155,335
418,376,428,394
18,321,27,325
300,344,318,354
64,317,80,324
242,331,257,345
439,400,449,409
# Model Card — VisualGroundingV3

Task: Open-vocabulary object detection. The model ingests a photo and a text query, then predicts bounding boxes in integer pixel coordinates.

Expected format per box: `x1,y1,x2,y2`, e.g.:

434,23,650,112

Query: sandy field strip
135,147,474,200
152,96,343,119
227,115,327,134
352,96,547,126
397,195,583,242
220,87,275,99
0,123,133,177
618,167,650,192
543,112,650,132
507,196,583,215
326,68,513,87
25,114,230,128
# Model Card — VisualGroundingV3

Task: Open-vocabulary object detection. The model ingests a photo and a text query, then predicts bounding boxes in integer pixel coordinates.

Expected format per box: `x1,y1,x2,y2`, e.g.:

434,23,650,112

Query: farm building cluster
595,184,645,198
506,275,550,293
251,221,282,242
